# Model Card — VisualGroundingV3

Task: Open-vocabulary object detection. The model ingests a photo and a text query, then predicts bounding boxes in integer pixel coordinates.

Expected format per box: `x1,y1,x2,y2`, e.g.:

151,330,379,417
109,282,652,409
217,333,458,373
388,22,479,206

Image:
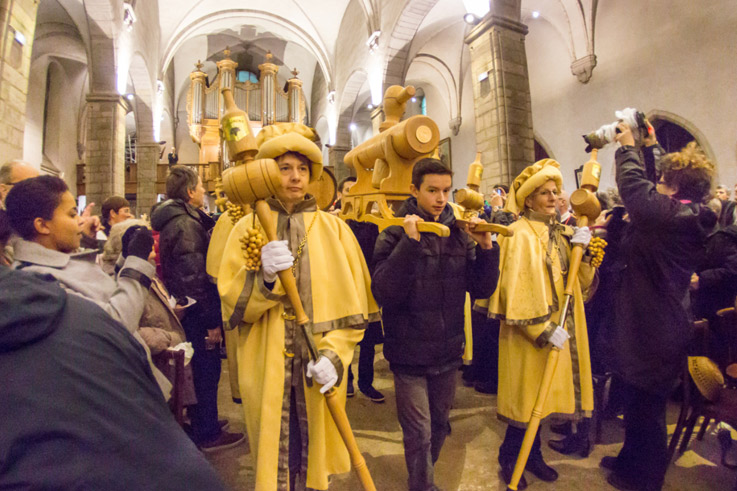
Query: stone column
465,0,534,192
216,48,237,113
84,93,126,207
135,142,160,215
328,145,352,183
0,0,38,159
259,52,279,126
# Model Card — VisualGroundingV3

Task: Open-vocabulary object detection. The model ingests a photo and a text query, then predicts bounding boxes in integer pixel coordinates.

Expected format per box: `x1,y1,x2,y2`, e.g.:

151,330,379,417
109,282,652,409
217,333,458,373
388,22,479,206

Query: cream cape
475,213,595,426
217,198,379,490
205,209,241,400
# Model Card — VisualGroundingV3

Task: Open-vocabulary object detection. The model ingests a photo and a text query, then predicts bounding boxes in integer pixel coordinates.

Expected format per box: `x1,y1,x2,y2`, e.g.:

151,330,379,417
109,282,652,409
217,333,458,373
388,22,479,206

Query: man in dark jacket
691,223,737,366
0,268,225,490
372,158,499,491
601,124,716,491
152,165,243,451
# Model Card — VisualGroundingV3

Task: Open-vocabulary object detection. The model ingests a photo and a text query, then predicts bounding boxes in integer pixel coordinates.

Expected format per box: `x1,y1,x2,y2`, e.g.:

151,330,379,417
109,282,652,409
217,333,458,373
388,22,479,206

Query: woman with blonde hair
475,159,597,489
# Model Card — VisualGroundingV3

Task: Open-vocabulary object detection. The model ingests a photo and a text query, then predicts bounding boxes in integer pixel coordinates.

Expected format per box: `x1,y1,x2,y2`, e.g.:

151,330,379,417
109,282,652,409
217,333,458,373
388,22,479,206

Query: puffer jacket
151,199,220,331
371,197,499,375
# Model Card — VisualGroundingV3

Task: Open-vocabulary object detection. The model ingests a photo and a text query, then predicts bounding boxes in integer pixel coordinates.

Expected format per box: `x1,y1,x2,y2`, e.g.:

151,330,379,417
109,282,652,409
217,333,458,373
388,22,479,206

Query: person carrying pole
474,159,597,490
216,122,380,491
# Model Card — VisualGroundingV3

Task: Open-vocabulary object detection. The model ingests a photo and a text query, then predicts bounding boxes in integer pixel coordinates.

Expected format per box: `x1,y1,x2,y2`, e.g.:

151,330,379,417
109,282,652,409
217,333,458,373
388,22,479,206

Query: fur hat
505,159,563,215
255,123,322,182
688,356,724,402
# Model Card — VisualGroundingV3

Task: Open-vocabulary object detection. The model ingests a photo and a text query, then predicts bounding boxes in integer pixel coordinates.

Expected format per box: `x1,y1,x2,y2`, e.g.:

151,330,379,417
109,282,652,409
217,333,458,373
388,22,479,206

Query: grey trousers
393,369,457,491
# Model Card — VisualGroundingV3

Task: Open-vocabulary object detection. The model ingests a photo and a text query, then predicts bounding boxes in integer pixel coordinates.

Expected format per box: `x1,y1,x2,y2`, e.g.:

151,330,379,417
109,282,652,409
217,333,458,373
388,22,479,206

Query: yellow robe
475,212,595,427
205,209,241,401
218,198,379,490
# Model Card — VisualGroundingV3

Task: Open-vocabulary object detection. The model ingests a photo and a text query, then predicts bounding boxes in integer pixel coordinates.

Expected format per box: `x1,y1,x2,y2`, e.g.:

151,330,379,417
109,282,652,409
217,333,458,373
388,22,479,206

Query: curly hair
660,142,714,203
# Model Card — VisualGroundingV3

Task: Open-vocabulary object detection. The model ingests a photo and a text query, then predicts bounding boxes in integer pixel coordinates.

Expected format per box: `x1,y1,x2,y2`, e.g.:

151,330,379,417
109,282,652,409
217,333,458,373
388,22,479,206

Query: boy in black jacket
371,158,499,491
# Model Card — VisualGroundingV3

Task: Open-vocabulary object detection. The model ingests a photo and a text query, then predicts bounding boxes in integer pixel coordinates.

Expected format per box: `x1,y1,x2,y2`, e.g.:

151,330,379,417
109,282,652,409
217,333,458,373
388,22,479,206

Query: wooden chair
669,318,737,464
157,348,186,426
667,319,708,464
716,304,737,367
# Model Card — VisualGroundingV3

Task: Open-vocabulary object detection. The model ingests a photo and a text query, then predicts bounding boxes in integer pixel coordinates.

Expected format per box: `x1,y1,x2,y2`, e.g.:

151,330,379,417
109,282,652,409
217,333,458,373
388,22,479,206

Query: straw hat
255,123,323,182
688,356,724,402
505,159,563,215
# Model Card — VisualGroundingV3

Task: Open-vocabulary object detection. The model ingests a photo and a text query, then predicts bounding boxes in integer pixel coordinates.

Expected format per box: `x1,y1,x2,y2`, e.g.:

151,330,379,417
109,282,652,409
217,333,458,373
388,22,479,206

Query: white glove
261,240,294,283
548,326,570,349
306,356,339,393
571,226,592,247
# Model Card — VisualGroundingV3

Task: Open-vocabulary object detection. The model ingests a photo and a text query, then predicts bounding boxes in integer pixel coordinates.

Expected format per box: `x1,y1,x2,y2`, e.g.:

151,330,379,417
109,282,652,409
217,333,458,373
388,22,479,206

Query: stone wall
0,0,38,161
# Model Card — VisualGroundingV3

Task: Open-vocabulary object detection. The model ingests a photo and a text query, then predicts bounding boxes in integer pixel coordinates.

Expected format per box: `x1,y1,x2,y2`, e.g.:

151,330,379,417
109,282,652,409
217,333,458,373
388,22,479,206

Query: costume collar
523,209,558,225
267,194,318,215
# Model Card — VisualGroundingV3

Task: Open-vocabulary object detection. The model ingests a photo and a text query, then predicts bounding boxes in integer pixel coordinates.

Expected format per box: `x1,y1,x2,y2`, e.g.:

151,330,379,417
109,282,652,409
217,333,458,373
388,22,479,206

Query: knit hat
505,159,563,215
255,123,322,182
688,356,724,402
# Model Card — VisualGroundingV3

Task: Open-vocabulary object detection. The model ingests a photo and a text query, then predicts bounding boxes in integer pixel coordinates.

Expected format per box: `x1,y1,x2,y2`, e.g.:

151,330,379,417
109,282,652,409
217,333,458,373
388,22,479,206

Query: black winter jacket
0,268,224,490
151,199,221,332
371,198,499,374
610,146,716,395
692,224,737,321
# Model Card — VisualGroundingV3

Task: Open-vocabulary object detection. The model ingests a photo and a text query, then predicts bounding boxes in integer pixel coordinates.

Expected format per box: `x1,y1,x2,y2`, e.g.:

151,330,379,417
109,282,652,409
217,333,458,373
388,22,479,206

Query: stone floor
206,349,733,490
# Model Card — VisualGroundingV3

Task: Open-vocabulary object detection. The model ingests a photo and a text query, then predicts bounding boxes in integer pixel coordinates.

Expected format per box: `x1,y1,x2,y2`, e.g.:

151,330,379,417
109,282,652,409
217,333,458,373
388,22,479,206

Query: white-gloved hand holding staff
306,356,339,393
571,226,592,247
548,326,571,350
261,240,294,283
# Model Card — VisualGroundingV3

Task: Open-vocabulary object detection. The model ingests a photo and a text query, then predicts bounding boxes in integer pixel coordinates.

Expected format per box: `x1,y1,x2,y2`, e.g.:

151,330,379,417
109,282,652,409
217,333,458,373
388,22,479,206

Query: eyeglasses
532,190,559,198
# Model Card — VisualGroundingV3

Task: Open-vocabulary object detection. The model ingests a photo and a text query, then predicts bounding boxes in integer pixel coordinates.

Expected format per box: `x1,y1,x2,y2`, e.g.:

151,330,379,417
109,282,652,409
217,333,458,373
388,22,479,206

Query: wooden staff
507,151,601,491
223,159,376,491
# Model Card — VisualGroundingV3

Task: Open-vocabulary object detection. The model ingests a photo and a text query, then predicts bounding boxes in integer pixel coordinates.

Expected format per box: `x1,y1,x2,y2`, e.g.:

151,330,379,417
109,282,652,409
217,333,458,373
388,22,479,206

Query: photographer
600,122,717,490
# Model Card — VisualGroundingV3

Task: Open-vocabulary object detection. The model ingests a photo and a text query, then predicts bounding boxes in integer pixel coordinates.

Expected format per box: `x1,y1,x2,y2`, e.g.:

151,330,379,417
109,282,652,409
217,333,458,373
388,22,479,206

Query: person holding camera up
600,119,717,491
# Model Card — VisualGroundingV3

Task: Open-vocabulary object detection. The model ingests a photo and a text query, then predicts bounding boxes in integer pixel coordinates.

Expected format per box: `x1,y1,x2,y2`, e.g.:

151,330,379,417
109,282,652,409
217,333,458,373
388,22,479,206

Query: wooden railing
76,162,222,197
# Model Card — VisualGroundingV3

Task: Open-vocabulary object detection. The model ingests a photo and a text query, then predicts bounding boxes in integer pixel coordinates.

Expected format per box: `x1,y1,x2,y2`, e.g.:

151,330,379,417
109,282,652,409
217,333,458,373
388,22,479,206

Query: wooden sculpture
341,85,449,237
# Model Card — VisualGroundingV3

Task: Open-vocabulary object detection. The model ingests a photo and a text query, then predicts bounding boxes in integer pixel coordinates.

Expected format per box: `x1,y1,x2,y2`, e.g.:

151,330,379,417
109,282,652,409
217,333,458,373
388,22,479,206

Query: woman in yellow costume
475,159,596,490
217,123,379,491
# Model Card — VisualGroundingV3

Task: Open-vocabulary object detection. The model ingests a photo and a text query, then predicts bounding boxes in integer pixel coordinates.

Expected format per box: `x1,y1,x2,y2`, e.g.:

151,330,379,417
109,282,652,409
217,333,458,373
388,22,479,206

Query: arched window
650,119,696,153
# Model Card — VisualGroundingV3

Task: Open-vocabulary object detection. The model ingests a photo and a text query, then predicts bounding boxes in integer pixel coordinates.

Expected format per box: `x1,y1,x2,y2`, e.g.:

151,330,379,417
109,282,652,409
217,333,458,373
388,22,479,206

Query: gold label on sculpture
415,125,432,144
592,163,601,180
223,115,248,142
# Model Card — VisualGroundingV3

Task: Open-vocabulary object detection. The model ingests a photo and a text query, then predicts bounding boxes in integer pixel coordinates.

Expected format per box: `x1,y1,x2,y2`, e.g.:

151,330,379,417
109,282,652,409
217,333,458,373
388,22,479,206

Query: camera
582,108,651,153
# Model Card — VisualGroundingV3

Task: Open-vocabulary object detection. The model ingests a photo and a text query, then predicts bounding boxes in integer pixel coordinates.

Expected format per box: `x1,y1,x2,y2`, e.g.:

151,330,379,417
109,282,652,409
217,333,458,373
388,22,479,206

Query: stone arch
314,115,330,165
646,109,716,164
405,53,457,122
128,52,155,143
161,9,334,91
383,0,439,90
336,69,368,148
83,0,118,93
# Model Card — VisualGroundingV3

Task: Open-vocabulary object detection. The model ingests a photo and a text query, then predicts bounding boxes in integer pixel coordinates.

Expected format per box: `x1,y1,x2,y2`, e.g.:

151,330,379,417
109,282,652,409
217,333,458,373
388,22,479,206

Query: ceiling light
366,31,381,52
349,123,357,132
532,11,540,19
126,93,134,101
411,97,417,103
367,103,374,110
463,13,480,25
327,91,335,104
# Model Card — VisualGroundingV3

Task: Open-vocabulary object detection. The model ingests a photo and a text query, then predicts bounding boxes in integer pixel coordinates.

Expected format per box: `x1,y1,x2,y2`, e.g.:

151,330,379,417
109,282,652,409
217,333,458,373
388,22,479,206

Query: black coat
371,197,499,374
0,268,224,490
151,199,221,332
692,225,737,321
610,147,716,395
